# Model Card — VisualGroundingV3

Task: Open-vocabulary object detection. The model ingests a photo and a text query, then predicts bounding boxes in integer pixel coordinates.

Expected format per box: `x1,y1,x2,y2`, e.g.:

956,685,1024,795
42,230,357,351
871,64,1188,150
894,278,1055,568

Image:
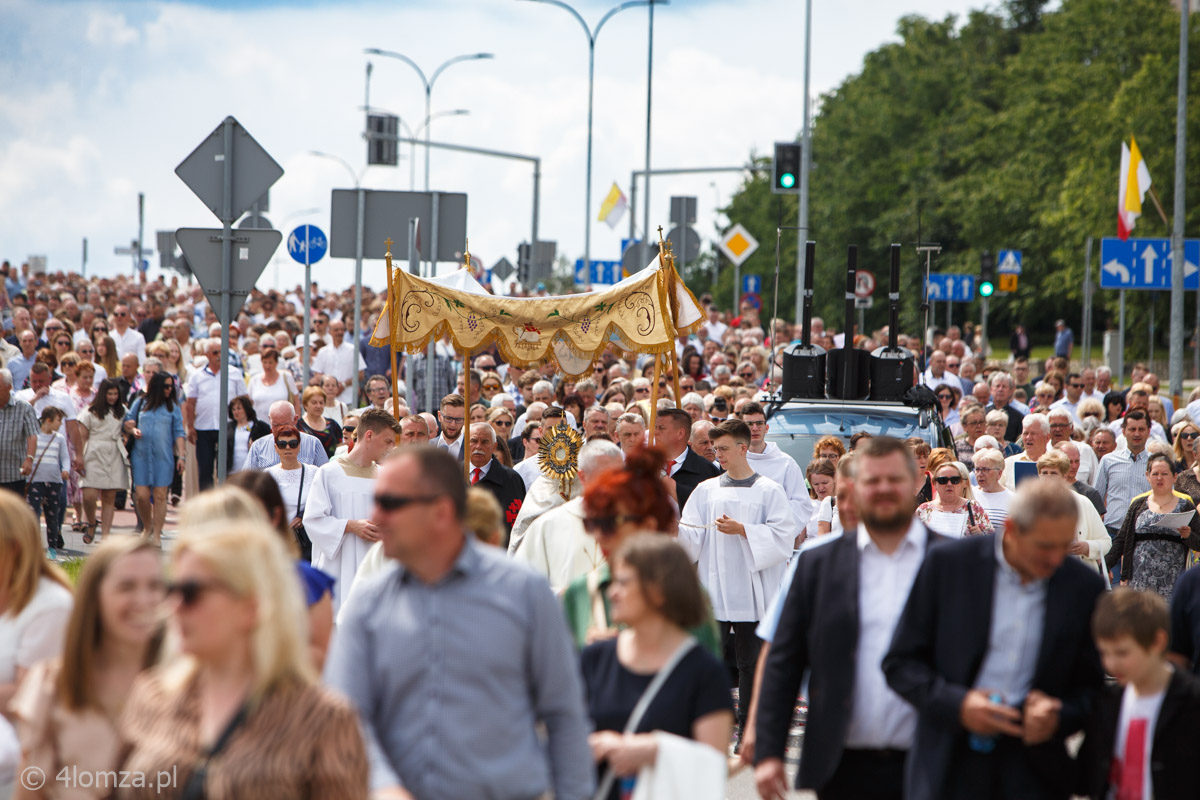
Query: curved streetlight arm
519,0,592,42
429,53,494,91
363,48,429,90
415,109,470,138
307,150,360,188
595,0,661,38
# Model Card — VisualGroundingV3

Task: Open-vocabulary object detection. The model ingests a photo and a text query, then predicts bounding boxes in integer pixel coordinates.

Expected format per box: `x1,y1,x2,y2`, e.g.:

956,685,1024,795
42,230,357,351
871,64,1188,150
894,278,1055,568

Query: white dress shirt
844,520,927,749
313,341,365,403
111,326,146,363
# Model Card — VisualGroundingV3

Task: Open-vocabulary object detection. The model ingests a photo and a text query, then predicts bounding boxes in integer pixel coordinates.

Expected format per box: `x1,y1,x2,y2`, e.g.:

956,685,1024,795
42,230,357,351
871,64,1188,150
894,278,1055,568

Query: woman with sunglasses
263,426,314,553
486,406,516,466
10,537,164,800
50,352,79,394
74,343,107,389
114,516,368,799
916,461,992,537
125,373,186,549
933,382,962,429
479,372,504,404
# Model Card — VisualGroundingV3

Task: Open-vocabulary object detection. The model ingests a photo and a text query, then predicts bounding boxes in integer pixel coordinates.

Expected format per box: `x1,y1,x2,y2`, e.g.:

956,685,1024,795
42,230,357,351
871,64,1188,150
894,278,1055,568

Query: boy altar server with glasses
678,418,797,734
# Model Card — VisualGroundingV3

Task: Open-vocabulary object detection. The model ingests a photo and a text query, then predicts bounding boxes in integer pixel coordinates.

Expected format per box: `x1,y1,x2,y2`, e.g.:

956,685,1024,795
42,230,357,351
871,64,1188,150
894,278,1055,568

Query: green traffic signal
979,281,995,298
779,172,796,189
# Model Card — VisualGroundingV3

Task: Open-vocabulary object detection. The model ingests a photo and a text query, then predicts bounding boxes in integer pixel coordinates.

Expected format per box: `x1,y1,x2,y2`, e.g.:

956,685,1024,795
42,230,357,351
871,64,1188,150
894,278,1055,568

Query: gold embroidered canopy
370,241,706,378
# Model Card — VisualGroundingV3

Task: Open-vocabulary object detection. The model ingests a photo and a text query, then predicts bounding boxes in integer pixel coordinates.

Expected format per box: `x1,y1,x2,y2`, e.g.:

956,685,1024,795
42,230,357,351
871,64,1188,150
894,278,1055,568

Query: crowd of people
1,260,1200,800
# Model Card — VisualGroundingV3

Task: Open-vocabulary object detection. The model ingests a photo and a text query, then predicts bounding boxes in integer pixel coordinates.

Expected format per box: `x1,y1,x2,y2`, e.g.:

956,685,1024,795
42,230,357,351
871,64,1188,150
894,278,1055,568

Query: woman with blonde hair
114,512,367,799
10,537,164,799
0,494,73,718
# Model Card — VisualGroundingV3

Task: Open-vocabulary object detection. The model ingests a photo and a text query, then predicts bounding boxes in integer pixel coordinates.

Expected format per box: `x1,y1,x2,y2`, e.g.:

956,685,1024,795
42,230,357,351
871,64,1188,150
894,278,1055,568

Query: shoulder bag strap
592,636,698,800
296,465,307,518
180,703,249,800
25,435,53,492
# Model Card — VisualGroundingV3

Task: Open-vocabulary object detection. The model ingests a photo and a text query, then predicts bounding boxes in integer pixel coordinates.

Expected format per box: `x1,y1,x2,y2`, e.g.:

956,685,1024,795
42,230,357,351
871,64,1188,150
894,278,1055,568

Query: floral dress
916,499,993,537
1127,496,1200,601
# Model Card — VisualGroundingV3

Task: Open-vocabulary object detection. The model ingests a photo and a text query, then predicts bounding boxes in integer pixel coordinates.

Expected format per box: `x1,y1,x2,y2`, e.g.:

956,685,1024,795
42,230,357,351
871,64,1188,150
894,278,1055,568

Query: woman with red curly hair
562,446,721,656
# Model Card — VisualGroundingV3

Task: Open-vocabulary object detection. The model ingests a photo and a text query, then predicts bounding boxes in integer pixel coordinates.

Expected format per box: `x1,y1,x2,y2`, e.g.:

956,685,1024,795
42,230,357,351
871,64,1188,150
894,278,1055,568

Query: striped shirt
0,395,39,482
244,430,329,470
1093,447,1152,528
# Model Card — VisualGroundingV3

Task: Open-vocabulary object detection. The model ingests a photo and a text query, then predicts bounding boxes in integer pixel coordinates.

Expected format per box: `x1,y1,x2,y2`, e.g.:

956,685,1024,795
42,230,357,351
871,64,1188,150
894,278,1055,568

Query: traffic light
772,142,802,195
979,250,996,298
517,242,532,285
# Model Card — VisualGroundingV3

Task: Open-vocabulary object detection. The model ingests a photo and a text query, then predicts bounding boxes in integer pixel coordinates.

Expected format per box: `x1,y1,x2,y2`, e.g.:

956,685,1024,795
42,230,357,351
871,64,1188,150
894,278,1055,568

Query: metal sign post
174,116,283,483
287,225,327,386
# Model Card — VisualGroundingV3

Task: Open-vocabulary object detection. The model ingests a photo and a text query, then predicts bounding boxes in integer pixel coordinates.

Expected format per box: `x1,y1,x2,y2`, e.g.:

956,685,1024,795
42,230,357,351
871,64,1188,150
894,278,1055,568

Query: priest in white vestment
511,439,623,592
304,408,399,613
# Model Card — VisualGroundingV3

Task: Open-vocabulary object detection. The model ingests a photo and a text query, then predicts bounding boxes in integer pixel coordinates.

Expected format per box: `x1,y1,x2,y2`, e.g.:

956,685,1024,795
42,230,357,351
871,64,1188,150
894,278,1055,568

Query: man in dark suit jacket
654,407,719,511
755,436,943,800
883,479,1106,800
465,422,526,545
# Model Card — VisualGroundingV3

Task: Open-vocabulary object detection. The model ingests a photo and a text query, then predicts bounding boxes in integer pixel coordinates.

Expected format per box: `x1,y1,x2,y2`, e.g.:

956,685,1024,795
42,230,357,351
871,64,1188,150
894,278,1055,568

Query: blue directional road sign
742,275,762,295
287,225,327,265
925,273,976,303
574,259,623,286
1099,237,1200,290
997,250,1022,274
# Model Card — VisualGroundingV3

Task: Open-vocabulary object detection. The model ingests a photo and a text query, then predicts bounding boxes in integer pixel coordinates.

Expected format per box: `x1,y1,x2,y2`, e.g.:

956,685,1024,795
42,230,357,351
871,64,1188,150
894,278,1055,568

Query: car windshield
765,409,931,467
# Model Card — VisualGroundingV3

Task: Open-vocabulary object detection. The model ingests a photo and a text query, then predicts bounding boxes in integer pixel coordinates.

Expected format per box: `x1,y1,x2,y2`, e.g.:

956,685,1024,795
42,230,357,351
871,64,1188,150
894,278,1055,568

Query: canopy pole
384,242,401,420
648,354,661,447
670,349,682,407
464,349,472,486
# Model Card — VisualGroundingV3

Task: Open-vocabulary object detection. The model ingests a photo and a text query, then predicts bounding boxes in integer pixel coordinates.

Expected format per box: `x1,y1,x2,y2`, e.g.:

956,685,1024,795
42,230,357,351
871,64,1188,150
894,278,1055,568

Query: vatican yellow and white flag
597,182,627,229
1118,136,1153,240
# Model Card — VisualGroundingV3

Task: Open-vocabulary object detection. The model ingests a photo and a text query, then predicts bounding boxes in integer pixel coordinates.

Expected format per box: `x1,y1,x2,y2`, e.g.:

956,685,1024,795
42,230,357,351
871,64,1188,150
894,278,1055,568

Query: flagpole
1147,185,1170,228
1168,0,1189,402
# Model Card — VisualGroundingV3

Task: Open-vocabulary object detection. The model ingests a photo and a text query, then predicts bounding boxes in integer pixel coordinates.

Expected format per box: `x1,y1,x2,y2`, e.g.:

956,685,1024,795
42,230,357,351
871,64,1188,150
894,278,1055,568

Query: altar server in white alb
678,418,797,733
303,408,401,613
740,401,815,543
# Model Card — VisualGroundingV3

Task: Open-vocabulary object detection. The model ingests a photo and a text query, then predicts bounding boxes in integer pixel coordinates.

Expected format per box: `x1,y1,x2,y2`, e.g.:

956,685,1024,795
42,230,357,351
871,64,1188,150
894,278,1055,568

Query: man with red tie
466,422,526,547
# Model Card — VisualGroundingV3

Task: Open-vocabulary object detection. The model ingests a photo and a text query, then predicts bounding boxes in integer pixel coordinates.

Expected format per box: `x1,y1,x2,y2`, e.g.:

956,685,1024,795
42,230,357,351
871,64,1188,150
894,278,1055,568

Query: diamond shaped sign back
175,228,282,324
175,116,284,224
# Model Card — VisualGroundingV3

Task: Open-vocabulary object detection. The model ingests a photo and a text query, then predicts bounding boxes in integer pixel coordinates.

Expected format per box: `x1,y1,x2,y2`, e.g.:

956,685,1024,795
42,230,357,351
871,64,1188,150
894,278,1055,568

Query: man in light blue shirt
325,446,593,800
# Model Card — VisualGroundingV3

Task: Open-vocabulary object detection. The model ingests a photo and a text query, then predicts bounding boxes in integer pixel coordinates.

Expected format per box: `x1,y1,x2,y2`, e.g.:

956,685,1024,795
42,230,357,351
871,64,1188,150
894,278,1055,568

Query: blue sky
0,0,994,292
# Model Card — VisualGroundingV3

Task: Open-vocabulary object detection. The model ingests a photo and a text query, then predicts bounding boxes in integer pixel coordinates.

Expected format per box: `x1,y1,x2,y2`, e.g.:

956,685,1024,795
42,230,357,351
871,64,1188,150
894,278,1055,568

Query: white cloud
0,0,988,290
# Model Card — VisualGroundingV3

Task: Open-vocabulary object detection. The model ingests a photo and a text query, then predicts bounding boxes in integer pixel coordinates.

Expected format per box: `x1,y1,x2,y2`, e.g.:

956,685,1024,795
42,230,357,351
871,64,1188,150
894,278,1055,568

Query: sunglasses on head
275,439,300,449
934,476,963,485
582,514,640,535
374,493,439,512
166,579,227,608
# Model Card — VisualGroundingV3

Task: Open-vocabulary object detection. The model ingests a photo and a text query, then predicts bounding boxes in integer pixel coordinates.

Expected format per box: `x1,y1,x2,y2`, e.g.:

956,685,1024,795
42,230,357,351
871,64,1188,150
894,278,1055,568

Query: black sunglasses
374,493,439,512
934,476,963,485
275,439,300,449
582,514,640,535
937,393,952,400
166,579,227,608
342,425,356,433
1181,431,1200,441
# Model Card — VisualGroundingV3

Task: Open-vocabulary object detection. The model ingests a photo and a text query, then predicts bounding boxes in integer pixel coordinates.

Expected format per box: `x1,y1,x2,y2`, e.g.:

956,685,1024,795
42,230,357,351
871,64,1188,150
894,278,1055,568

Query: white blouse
0,577,73,684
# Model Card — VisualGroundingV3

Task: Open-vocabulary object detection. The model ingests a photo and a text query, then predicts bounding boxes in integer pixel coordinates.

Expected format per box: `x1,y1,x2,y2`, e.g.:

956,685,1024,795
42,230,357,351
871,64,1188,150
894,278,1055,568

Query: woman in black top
297,385,343,458
580,535,732,799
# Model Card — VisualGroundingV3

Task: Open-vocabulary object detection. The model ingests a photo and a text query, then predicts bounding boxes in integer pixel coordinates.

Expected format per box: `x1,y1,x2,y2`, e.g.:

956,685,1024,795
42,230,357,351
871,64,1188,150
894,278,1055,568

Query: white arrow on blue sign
574,259,623,285
287,225,327,265
998,250,1022,274
742,275,762,295
925,273,976,303
1099,237,1200,290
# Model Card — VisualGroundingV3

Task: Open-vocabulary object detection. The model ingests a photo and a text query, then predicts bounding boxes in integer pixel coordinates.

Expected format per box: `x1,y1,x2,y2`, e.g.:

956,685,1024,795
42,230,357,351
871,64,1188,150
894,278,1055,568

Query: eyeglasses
739,371,755,378
374,493,439,512
369,385,389,393
482,384,501,391
745,420,767,428
934,475,963,485
77,348,94,354
1181,431,1200,441
55,339,71,347
582,514,640,535
635,387,650,394
1069,383,1083,389
275,439,300,449
114,312,127,317
440,415,464,425
974,467,995,473
937,393,952,400
492,419,513,428
166,579,229,608
946,362,960,368
342,425,356,434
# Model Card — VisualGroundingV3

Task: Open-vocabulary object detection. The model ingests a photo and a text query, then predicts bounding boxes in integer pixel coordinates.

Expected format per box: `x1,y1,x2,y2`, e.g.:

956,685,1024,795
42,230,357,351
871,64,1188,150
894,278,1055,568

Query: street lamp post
519,0,665,280
363,49,493,193
308,151,366,405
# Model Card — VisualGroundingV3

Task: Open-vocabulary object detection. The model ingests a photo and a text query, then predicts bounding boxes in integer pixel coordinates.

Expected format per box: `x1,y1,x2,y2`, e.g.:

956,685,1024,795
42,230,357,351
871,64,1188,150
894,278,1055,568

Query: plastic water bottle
967,693,1004,753
618,776,637,799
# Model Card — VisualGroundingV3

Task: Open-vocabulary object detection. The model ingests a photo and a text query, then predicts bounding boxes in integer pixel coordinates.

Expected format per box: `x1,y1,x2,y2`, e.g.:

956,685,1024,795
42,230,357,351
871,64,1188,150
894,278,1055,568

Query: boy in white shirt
1087,588,1200,799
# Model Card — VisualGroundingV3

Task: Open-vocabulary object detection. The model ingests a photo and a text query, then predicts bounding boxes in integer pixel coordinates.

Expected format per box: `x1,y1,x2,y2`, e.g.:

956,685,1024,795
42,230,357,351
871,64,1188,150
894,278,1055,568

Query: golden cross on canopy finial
384,238,394,269
461,238,471,272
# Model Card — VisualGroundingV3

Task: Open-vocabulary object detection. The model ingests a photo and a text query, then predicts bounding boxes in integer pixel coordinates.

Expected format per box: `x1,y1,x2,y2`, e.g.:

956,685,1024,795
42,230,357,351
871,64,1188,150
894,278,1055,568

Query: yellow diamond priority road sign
718,223,759,267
